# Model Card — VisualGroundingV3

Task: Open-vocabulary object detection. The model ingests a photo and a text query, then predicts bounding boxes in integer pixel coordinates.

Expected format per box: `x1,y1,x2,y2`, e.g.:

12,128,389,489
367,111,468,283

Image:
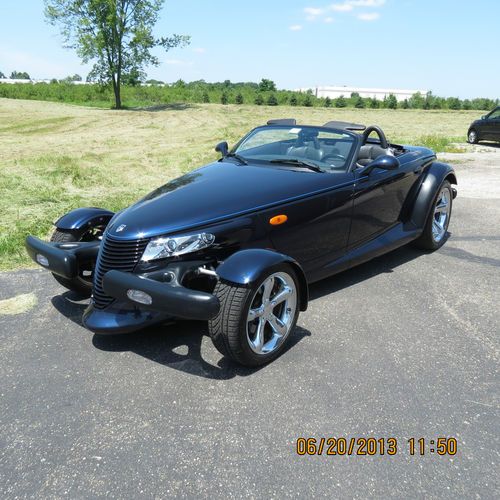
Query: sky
0,0,498,99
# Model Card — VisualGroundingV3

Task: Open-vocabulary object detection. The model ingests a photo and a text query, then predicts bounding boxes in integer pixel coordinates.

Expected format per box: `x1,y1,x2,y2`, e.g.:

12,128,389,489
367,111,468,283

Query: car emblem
115,224,127,233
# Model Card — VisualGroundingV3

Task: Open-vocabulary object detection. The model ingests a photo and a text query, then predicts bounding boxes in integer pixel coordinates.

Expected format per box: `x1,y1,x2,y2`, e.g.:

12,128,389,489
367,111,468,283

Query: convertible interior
237,119,406,171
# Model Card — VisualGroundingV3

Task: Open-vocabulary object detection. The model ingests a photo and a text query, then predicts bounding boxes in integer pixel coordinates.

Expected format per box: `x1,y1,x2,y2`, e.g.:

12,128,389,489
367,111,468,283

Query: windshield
232,125,356,172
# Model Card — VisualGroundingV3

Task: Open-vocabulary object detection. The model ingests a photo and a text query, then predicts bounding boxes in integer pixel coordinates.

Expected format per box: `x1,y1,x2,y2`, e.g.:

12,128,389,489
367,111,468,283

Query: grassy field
0,98,479,269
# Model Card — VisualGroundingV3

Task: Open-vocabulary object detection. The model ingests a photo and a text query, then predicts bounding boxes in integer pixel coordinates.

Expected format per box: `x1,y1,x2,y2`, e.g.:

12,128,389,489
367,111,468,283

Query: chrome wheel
246,272,297,355
432,187,451,242
468,130,477,144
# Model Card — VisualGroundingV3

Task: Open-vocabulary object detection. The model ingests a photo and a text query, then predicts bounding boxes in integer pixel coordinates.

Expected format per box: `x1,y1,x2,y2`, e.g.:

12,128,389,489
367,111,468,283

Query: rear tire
412,180,453,251
50,228,96,296
208,264,300,367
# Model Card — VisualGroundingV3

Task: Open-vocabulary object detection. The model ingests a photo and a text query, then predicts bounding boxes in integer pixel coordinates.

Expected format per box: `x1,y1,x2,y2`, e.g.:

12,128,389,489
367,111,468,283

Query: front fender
55,207,115,232
410,162,457,229
217,249,308,311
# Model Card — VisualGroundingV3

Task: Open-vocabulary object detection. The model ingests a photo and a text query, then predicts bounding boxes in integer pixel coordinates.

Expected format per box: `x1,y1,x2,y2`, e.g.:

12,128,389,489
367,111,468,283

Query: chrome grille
92,233,149,309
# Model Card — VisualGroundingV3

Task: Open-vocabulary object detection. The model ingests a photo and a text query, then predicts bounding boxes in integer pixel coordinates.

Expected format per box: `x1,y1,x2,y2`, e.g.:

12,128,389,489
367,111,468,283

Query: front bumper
102,270,220,321
83,271,220,334
25,235,99,279
26,235,221,334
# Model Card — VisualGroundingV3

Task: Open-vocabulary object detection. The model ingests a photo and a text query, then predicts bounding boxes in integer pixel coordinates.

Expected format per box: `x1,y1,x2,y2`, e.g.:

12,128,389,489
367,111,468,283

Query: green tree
267,94,278,106
409,92,425,109
289,94,298,106
10,71,31,79
303,94,313,107
202,91,210,103
335,95,346,108
401,98,409,109
462,99,472,110
0,71,6,79
145,78,164,85
258,78,276,92
386,94,398,109
354,96,365,108
369,97,379,109
235,93,244,104
44,0,190,109
254,93,264,105
220,92,228,104
324,96,332,107
447,97,461,110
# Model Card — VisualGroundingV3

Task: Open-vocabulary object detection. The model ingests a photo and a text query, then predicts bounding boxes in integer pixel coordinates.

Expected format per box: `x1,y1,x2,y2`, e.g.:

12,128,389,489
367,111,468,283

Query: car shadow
91,323,311,380
50,292,311,379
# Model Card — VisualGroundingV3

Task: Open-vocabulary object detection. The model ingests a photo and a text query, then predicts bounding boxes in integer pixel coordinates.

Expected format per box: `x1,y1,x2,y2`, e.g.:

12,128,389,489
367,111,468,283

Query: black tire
467,129,479,144
50,228,94,296
208,264,300,367
412,180,453,251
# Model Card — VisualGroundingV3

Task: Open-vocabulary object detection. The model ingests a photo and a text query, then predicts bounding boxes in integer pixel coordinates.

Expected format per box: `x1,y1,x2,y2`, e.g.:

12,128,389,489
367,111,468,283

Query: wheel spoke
268,314,287,336
435,199,448,212
248,307,264,321
271,286,292,306
432,219,441,236
262,277,274,303
253,318,265,351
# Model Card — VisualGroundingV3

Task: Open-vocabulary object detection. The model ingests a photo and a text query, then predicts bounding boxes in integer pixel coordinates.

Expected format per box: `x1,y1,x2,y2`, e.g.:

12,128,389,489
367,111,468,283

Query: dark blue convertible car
26,119,457,366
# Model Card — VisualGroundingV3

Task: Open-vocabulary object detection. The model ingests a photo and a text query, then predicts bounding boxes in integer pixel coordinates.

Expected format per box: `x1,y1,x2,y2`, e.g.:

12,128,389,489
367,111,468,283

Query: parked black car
26,119,457,366
467,106,500,144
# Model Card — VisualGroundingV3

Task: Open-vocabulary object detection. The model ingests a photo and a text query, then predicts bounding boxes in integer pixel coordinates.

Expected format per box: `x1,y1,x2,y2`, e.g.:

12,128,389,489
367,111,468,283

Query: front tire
208,264,300,367
467,129,478,144
412,180,453,250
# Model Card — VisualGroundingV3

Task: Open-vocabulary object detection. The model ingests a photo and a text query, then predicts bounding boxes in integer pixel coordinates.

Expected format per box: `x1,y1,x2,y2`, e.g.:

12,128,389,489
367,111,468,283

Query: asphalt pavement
1,150,499,499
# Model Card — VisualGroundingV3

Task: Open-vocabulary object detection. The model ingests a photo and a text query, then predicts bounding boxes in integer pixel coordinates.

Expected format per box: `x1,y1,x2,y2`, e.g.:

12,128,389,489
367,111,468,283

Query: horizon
0,0,498,100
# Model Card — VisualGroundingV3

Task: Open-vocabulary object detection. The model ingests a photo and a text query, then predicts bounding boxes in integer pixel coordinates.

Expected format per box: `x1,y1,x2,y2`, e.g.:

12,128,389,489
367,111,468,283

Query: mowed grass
0,98,478,269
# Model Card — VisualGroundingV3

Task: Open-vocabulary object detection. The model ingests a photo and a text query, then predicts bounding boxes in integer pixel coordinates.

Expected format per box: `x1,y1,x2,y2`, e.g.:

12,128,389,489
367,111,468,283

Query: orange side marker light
269,214,288,226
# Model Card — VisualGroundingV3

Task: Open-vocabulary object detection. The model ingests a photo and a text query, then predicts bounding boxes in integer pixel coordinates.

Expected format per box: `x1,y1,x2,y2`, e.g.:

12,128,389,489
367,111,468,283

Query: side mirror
360,155,400,176
215,141,228,156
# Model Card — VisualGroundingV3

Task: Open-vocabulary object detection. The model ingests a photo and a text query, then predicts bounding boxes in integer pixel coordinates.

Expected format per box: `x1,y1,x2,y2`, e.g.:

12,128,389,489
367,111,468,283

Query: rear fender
55,207,115,232
217,249,309,311
410,162,457,229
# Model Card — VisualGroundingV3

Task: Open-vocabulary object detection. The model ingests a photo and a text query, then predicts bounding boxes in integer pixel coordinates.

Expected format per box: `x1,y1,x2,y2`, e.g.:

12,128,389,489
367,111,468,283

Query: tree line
0,76,497,111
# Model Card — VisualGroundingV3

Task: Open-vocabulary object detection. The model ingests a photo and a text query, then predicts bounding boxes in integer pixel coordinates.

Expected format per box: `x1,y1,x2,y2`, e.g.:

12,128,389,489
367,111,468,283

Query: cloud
192,47,206,54
289,24,303,31
330,3,353,12
303,0,385,22
357,12,380,20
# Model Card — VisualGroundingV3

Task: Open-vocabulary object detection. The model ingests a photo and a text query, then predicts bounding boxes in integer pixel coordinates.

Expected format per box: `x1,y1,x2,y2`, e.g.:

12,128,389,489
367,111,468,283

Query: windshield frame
230,124,360,173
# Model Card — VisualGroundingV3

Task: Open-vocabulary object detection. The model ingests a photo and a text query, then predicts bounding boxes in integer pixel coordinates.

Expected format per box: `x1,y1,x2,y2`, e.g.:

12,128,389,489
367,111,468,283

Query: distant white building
298,86,428,102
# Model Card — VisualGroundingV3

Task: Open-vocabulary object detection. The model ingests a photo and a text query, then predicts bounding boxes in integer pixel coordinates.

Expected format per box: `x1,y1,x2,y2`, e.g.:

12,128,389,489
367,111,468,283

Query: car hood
107,160,343,240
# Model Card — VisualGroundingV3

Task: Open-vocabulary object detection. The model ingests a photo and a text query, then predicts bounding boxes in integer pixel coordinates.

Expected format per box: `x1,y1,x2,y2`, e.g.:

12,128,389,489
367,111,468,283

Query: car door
264,171,355,279
482,108,500,139
348,156,420,248
488,108,500,140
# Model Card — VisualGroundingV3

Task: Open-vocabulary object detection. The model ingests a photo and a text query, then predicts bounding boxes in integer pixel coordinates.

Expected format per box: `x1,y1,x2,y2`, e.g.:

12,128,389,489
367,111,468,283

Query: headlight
141,232,215,262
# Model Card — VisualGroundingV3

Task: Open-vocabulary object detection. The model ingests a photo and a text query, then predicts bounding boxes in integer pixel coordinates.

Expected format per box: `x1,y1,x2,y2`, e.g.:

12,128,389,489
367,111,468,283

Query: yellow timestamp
296,437,457,456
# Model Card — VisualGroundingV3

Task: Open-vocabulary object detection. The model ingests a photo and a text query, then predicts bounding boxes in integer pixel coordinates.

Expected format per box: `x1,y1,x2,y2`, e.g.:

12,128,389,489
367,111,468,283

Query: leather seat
286,143,324,162
357,145,388,166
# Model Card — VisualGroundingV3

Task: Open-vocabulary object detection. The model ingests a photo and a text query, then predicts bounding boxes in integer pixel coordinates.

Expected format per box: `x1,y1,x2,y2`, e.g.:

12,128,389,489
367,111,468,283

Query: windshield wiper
269,158,324,173
222,153,248,165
